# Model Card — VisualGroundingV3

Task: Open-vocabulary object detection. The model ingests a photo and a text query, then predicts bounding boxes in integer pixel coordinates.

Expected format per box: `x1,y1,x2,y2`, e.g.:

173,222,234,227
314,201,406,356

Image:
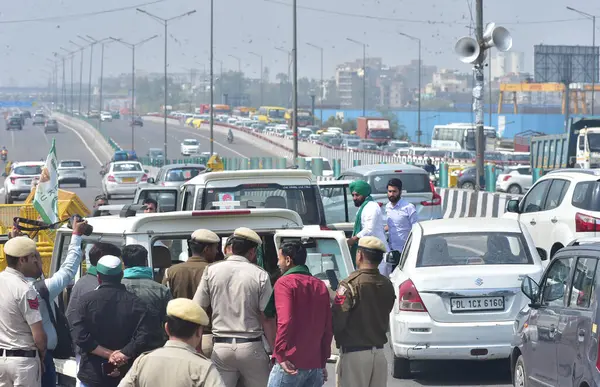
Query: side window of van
540,257,574,308
569,257,598,309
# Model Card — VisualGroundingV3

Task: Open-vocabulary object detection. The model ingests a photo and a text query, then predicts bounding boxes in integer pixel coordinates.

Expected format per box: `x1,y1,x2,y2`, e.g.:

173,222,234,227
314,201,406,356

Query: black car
6,116,22,131
132,117,144,127
44,119,59,133
457,166,504,190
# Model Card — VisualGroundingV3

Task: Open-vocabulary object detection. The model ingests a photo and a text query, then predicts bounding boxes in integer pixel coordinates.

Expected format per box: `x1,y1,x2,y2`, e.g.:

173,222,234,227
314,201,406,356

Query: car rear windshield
113,163,142,172
199,183,321,225
368,173,430,194
572,181,600,211
416,232,532,267
184,140,199,146
60,161,82,168
305,159,332,170
164,167,205,182
14,165,42,175
47,120,57,124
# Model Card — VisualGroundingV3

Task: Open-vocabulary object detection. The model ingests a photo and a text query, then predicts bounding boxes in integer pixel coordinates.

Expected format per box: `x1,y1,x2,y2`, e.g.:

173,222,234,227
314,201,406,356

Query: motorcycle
227,135,234,144
1,152,7,162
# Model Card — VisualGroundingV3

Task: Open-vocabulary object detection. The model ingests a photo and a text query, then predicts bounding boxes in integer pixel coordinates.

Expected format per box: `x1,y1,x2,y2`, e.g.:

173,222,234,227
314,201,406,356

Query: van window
569,257,598,308
540,257,574,308
320,186,357,223
572,181,600,211
370,173,430,194
279,237,350,280
164,167,204,182
198,183,322,225
543,179,570,211
136,190,178,212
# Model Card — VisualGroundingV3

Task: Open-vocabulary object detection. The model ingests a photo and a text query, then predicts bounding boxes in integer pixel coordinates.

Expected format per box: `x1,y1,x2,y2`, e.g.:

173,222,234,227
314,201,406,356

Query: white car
102,161,147,199
4,162,44,204
504,169,600,259
495,165,532,194
389,218,545,379
180,139,200,156
58,160,87,187
100,111,113,122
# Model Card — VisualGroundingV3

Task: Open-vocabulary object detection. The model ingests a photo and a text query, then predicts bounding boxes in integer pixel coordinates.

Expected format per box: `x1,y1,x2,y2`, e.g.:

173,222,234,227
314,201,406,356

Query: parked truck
530,117,600,170
356,117,393,145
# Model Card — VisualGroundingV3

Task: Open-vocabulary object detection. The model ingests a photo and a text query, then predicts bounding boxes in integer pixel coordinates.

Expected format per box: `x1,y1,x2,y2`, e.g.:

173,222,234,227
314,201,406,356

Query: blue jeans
267,363,323,387
41,350,56,387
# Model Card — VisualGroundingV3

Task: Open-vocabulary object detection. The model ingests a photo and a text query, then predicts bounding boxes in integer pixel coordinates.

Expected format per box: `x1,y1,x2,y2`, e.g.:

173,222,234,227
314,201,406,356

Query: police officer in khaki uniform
193,227,275,387
163,229,220,357
332,236,396,387
117,298,224,387
0,236,48,387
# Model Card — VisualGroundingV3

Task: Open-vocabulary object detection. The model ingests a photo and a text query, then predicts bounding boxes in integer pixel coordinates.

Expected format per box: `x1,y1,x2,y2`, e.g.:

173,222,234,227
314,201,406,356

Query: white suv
4,162,44,204
504,169,600,258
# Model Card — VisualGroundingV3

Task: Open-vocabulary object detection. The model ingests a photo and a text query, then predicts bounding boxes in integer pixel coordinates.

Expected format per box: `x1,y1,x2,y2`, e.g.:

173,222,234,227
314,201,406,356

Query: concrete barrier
437,188,521,218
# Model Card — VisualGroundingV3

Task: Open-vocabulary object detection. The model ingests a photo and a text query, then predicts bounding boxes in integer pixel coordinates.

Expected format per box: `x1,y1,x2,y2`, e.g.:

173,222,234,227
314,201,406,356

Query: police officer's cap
97,255,123,276
167,298,209,326
4,236,37,257
358,236,386,253
191,229,219,244
233,227,262,245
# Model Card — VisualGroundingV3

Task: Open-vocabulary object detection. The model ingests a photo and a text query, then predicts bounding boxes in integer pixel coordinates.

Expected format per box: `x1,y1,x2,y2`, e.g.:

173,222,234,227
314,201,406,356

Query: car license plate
450,297,504,312
23,180,32,185
122,177,136,183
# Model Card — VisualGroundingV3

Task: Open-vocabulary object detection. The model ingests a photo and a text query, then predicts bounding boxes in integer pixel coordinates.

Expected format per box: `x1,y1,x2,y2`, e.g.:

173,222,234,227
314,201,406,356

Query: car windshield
369,173,430,194
452,151,473,159
347,140,360,147
149,150,163,157
588,133,600,152
9,118,20,123
113,163,142,172
368,130,393,138
14,165,42,175
47,120,57,124
199,183,321,225
485,152,504,161
183,140,199,146
268,109,285,118
60,161,82,168
164,167,205,182
426,150,448,158
416,232,533,267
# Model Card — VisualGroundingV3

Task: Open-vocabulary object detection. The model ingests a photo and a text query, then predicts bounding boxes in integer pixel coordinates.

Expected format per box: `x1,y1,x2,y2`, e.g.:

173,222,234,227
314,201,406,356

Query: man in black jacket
70,255,154,387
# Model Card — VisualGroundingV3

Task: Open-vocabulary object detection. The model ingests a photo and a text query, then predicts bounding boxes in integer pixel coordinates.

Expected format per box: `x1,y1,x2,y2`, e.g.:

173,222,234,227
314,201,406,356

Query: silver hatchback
58,160,86,187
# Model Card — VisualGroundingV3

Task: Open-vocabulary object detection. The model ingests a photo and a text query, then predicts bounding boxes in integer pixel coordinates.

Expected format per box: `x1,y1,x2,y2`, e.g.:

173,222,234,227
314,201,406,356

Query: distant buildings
491,51,525,79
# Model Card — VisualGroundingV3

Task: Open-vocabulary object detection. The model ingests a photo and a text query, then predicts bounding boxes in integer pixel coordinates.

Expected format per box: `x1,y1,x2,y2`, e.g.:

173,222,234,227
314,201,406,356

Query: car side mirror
536,247,548,261
146,177,155,184
1,172,6,177
506,199,520,213
385,250,401,266
521,276,540,303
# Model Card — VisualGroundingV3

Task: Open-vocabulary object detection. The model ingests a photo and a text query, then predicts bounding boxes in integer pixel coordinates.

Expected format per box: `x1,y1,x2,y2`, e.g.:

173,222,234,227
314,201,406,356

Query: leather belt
341,345,383,354
0,349,37,358
213,337,262,344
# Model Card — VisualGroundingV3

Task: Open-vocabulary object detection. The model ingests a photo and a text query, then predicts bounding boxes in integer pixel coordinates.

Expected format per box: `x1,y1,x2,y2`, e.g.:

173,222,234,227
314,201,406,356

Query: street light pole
306,42,324,125
275,47,292,107
110,35,159,151
210,0,214,155
137,8,197,161
292,0,298,162
215,59,224,104
78,35,97,115
566,6,596,115
69,40,86,115
249,52,263,106
347,38,367,116
397,32,422,144
228,54,242,102
60,47,76,115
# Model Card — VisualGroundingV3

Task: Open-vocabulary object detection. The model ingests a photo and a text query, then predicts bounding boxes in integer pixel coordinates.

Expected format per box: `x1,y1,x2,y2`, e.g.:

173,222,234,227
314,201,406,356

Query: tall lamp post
215,59,224,104
275,47,292,107
137,8,197,161
566,6,596,115
110,35,159,151
346,38,367,116
228,54,242,101
69,40,86,115
306,42,324,125
249,52,264,106
46,59,59,109
60,47,76,115
397,31,422,144
77,35,100,115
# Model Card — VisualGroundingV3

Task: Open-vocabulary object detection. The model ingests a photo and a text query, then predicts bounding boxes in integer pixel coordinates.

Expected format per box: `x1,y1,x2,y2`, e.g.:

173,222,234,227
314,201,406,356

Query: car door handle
578,329,586,342
551,217,558,223
530,219,537,226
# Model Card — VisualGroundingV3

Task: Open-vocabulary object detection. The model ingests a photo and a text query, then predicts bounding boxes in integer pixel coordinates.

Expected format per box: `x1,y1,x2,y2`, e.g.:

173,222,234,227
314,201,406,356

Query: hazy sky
1,0,598,86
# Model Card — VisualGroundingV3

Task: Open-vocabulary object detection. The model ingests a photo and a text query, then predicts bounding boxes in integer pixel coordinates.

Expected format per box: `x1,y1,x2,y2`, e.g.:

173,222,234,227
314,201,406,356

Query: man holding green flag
33,139,59,224
347,180,389,273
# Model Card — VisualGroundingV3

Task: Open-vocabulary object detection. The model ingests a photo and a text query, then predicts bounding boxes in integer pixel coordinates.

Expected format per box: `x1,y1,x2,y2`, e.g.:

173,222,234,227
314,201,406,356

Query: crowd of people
0,177,416,387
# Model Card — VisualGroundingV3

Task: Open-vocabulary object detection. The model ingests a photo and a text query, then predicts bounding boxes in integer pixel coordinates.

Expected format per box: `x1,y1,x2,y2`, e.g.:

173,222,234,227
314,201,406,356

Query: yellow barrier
0,189,90,276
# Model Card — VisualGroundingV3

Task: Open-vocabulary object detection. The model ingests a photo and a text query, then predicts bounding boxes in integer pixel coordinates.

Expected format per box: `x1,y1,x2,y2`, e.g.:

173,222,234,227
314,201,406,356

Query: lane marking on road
37,124,50,146
0,188,5,194
58,123,104,166
167,125,247,158
10,130,15,148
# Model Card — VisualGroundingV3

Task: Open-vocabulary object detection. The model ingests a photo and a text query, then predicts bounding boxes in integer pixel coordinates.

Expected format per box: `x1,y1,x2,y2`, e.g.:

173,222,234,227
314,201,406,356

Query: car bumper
59,177,86,183
45,127,59,132
105,183,138,195
181,148,200,155
390,313,513,360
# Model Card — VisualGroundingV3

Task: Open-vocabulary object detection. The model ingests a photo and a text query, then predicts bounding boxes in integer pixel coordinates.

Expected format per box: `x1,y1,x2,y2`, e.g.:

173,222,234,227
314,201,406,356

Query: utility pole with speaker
454,0,512,191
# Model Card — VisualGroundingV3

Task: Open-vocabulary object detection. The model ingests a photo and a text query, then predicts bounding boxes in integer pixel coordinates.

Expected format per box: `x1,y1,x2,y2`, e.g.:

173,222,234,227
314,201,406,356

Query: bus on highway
285,109,313,127
197,104,231,115
432,123,497,152
233,106,257,117
256,106,287,124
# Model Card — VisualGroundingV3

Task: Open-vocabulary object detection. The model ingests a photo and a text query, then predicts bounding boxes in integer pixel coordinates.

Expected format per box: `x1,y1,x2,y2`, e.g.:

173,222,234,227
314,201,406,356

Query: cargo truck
356,117,393,145
530,117,600,170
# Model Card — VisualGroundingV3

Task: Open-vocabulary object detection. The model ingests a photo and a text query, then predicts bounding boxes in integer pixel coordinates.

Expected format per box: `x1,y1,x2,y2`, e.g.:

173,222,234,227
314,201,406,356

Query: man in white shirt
347,180,389,274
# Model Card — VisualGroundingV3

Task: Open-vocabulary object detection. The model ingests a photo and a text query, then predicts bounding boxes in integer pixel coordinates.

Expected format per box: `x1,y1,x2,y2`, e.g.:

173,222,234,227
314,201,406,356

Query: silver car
102,161,147,198
58,160,87,187
148,163,207,187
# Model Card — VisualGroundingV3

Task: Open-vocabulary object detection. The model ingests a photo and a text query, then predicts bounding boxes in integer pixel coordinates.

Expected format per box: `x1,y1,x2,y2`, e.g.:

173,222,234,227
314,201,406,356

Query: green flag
33,139,59,224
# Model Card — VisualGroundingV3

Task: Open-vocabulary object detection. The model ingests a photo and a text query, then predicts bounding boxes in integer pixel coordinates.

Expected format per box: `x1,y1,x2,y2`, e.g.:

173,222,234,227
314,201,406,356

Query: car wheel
80,181,86,188
392,355,411,379
513,355,528,387
461,181,475,190
6,194,13,204
508,184,522,195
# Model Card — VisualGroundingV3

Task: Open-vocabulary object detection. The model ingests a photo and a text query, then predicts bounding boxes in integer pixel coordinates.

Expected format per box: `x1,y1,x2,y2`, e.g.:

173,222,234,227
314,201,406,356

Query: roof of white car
13,161,44,167
543,169,600,181
419,218,523,236
186,169,315,185
112,160,142,165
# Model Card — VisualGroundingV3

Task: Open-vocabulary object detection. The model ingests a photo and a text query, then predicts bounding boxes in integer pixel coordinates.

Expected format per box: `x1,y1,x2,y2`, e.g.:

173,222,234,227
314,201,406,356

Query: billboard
534,45,599,83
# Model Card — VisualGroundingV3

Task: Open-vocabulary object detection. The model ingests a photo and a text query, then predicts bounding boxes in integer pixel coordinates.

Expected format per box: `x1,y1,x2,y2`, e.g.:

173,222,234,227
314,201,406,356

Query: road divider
437,188,521,218
53,113,113,166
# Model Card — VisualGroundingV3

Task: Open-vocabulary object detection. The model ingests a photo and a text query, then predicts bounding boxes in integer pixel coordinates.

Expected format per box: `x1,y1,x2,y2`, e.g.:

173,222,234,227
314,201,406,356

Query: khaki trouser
202,333,214,358
211,340,270,387
336,348,387,387
0,354,41,387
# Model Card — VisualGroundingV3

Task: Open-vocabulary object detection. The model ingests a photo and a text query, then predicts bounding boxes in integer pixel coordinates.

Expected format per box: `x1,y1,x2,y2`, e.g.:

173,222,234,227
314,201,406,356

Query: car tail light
575,212,600,232
398,279,428,312
421,181,442,206
320,225,331,230
9,177,18,184
107,175,116,182
141,174,148,182
503,175,512,181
